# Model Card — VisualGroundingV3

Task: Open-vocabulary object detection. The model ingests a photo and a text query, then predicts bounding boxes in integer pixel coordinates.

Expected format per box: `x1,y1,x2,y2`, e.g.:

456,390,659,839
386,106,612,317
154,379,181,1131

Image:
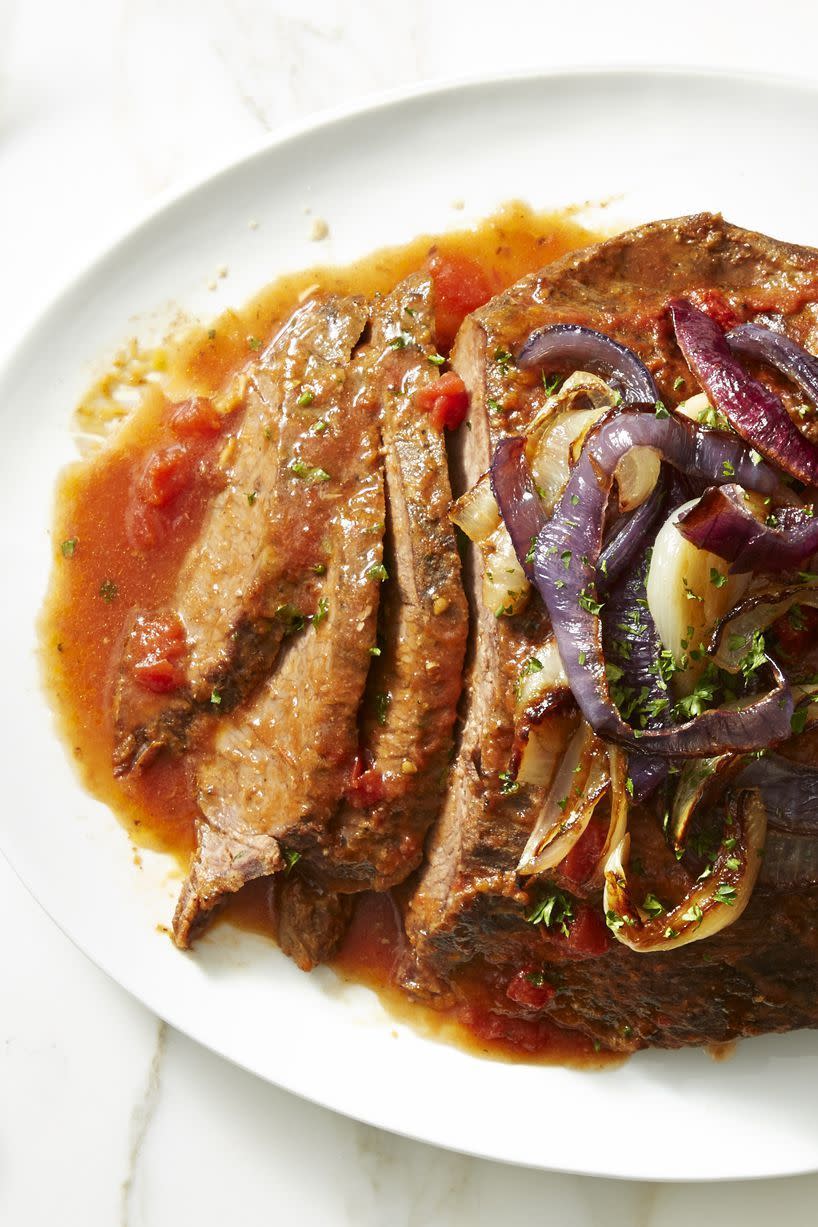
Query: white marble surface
4,2,818,1222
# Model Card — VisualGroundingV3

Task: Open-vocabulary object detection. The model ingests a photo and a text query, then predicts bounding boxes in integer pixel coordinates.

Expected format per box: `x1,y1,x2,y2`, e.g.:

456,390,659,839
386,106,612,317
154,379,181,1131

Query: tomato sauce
42,201,615,1065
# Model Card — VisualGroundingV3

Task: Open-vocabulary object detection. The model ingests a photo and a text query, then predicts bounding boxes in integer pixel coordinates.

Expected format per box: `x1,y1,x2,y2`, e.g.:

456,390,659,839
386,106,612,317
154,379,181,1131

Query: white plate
4,68,818,1182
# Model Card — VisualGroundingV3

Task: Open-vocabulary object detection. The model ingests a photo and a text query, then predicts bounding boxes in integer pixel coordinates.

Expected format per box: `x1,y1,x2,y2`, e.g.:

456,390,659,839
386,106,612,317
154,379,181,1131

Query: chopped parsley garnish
738,630,767,680
570,493,580,506
312,419,328,435
375,691,391,725
709,567,727,588
721,460,735,478
487,397,503,415
527,888,574,937
99,579,118,603
714,883,738,906
681,903,704,928
312,562,327,575
283,848,301,873
289,458,331,483
366,563,389,582
606,909,625,932
369,645,381,656
749,449,762,466
519,656,543,680
275,604,306,634
296,388,315,407
578,587,604,616
210,690,222,706
641,893,665,918
498,770,520,795
698,405,730,431
542,372,562,395
494,347,513,374
246,491,257,505
247,335,262,351
388,334,408,350
673,375,685,391
311,597,329,627
654,401,669,419
792,706,809,736
427,353,445,366
61,538,78,558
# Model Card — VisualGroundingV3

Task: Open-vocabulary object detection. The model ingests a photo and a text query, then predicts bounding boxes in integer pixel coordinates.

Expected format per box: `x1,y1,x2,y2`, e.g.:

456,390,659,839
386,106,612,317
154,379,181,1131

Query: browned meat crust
114,295,368,774
304,274,468,892
404,213,818,1051
173,324,385,946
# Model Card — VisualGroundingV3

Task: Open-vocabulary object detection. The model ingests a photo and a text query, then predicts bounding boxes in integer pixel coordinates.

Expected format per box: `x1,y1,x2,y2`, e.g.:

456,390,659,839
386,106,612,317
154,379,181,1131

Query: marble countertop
4,2,818,1222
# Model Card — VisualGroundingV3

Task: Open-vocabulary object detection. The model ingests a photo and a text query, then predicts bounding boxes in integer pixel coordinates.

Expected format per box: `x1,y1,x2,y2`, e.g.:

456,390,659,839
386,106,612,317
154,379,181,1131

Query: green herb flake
654,401,669,419
246,491,257,506
494,347,513,373
275,604,306,634
681,903,704,928
375,691,391,725
99,579,118,603
247,335,262,351
210,689,222,706
312,596,329,627
792,707,809,736
487,398,503,415
641,893,664,918
366,563,389,582
389,334,408,350
714,883,738,906
528,888,574,937
673,376,685,391
578,588,604,616
709,567,727,588
499,770,520,795
369,645,381,656
427,353,445,366
626,776,635,798
283,848,301,873
722,459,735,478
61,538,78,558
296,388,315,407
570,493,580,506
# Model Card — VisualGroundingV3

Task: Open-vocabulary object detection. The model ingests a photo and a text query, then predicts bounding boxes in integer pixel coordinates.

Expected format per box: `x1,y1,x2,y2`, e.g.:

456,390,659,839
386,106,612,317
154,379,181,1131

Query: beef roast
173,349,385,945
404,213,818,1051
114,294,368,773
303,274,468,892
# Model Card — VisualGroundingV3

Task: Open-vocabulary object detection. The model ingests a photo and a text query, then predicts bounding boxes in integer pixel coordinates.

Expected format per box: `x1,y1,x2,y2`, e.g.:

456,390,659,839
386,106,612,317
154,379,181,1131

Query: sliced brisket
405,214,818,1050
305,274,468,892
114,295,368,773
173,322,385,945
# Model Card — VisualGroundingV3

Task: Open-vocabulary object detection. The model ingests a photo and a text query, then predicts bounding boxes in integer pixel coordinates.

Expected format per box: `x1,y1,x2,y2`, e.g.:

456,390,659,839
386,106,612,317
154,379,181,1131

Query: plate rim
5,65,818,1183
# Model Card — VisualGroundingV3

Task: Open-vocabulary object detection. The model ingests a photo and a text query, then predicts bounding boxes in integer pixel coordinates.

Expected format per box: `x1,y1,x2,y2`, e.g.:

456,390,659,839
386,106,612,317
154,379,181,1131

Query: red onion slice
727,321,818,410
516,324,660,404
670,298,818,484
529,405,791,757
489,436,545,579
677,483,818,574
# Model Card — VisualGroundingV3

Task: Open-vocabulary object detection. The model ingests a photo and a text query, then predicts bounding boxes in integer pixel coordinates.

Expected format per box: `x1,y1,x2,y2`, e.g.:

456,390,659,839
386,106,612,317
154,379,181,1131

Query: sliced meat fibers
405,214,818,1051
113,295,368,773
304,274,468,892
173,312,386,945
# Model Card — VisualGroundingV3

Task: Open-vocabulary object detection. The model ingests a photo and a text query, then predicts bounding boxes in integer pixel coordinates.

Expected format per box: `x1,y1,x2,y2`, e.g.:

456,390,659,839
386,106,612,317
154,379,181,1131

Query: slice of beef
173,335,386,946
405,213,818,1050
114,294,368,774
275,875,354,971
303,274,468,892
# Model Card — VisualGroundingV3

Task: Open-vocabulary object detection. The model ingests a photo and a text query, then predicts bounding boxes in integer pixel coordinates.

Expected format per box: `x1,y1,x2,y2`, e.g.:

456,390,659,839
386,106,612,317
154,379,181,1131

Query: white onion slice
603,789,766,952
514,636,569,714
450,472,500,543
646,498,750,692
517,721,610,875
481,522,530,617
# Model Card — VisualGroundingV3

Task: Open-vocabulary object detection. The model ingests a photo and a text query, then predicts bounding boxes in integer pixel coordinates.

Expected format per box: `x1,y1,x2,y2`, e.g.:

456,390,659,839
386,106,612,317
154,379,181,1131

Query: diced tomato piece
131,613,188,693
506,968,556,1010
138,444,195,508
561,818,608,886
554,905,611,959
771,603,818,659
428,252,495,351
345,754,387,808
688,289,741,333
417,371,469,431
169,396,222,438
459,1005,554,1054
126,499,166,550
